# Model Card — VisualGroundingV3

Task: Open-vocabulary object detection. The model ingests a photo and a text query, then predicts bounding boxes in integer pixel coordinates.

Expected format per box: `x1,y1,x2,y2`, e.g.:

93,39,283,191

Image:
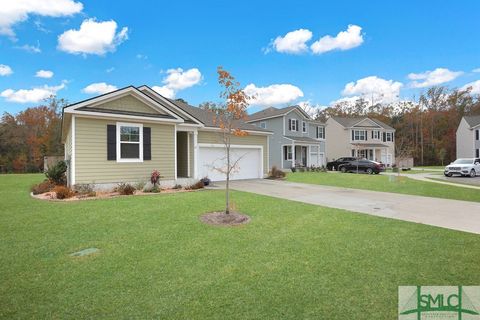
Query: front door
301,146,307,166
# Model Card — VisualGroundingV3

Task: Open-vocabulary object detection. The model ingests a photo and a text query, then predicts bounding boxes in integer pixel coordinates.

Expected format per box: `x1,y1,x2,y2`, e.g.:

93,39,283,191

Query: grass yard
287,172,480,202
413,165,445,170
1,174,480,319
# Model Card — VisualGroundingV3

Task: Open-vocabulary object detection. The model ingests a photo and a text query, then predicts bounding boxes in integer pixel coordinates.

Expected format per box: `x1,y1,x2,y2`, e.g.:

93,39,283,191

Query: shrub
291,166,297,173
53,186,74,199
151,170,161,186
151,185,161,193
185,181,204,190
200,177,211,186
268,166,286,179
45,161,67,185
31,180,55,195
116,183,136,195
74,184,96,197
134,181,146,191
172,184,182,189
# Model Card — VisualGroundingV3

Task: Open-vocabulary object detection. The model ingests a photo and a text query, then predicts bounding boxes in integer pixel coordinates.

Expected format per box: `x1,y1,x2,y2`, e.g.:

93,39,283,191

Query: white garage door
198,146,262,181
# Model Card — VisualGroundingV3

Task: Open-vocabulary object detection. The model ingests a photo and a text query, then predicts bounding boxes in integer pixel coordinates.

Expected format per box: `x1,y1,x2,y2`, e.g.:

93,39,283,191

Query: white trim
194,131,198,179
283,116,286,135
65,109,182,123
197,143,264,179
174,126,177,179
71,115,76,186
137,85,204,125
116,122,143,163
284,107,311,120
64,87,183,121
187,133,191,177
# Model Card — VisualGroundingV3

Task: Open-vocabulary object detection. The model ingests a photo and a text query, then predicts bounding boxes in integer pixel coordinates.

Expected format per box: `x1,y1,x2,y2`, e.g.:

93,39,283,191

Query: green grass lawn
287,172,480,202
1,174,479,319
413,165,445,170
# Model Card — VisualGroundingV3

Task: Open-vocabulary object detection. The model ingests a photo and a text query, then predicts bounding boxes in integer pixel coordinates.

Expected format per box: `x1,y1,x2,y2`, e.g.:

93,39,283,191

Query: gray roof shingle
464,115,480,128
331,116,394,130
247,106,298,122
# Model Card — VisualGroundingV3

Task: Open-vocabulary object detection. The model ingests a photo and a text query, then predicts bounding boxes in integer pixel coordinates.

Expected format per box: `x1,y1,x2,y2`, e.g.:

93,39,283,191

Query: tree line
1,86,480,173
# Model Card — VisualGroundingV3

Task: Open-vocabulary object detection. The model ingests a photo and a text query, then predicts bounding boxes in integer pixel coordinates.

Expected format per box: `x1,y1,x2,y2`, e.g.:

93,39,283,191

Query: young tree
211,67,251,214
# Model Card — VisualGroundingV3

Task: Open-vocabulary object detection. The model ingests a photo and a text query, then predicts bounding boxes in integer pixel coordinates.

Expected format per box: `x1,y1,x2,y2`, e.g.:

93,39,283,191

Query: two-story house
247,106,326,170
325,116,396,166
456,115,480,158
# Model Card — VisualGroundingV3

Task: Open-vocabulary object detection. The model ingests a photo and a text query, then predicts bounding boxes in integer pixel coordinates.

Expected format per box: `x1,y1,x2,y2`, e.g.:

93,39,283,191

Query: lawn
413,165,445,170
1,174,479,319
286,172,480,202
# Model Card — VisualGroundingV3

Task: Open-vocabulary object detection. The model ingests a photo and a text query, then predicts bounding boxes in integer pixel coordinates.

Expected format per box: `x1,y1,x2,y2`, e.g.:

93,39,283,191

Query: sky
1,0,480,114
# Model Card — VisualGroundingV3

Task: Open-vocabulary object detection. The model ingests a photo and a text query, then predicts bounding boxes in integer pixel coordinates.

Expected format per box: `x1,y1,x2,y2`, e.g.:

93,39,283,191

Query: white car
444,158,480,177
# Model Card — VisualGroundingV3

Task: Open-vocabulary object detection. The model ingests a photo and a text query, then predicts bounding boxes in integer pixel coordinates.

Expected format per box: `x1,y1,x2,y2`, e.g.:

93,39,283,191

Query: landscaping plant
45,160,67,185
53,185,74,199
31,180,55,195
116,183,136,195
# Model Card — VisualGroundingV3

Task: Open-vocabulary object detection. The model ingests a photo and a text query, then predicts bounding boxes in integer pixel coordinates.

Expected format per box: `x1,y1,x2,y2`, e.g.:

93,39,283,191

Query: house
325,116,396,166
246,106,326,169
61,85,271,188
456,115,480,158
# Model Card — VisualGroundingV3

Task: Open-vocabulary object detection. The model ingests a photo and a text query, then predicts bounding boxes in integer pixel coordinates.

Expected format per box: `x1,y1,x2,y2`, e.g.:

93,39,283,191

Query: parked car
326,157,357,170
338,160,385,174
444,158,480,177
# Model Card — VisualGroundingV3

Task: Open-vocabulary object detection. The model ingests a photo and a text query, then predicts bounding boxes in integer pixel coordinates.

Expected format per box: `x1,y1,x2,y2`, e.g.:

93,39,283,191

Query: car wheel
445,173,452,177
374,172,380,175
340,166,347,173
470,169,476,178
366,168,373,174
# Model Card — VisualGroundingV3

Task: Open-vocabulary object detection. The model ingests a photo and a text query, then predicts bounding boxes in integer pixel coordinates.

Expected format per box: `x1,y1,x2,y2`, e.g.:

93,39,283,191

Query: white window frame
289,119,298,132
372,130,380,140
353,130,366,141
302,121,307,133
260,121,267,129
284,145,293,161
116,122,144,163
316,126,325,139
386,132,393,142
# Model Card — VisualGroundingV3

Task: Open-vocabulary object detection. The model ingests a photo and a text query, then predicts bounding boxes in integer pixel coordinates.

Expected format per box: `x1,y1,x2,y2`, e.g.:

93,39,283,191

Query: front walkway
219,179,480,234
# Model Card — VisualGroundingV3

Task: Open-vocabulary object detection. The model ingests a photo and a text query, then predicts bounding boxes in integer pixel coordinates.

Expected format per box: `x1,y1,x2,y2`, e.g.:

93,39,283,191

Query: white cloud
311,25,364,54
270,29,313,54
57,18,128,55
341,76,403,104
472,68,480,73
298,100,327,117
35,69,53,78
408,68,463,88
244,83,304,107
0,64,13,76
462,80,480,95
152,68,202,98
15,42,41,53
0,0,83,38
1,82,66,103
82,82,117,95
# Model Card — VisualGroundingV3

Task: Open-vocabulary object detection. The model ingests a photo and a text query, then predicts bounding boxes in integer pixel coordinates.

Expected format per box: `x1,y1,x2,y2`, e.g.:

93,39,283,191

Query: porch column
291,142,295,168
193,131,198,179
373,148,377,161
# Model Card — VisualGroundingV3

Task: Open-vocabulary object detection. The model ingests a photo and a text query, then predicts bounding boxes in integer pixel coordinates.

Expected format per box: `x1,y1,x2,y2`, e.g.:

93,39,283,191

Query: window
260,122,266,129
316,126,325,139
302,121,307,133
353,130,366,141
386,132,394,142
117,123,143,162
288,119,298,131
283,146,293,161
372,130,380,140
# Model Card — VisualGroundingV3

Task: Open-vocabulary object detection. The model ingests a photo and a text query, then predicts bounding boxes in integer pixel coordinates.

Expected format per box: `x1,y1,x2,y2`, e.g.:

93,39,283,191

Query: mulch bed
200,211,251,226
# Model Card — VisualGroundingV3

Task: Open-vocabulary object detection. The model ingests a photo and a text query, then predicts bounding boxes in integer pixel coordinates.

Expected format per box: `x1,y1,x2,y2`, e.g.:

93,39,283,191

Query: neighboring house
325,116,396,166
456,115,480,158
61,85,271,188
246,106,326,169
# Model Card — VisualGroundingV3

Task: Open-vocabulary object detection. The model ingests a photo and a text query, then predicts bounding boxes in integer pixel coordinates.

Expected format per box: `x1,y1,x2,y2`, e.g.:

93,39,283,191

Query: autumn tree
211,67,251,214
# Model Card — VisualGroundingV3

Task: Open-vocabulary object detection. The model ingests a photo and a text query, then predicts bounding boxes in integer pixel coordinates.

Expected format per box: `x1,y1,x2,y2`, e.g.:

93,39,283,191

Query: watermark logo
399,286,480,319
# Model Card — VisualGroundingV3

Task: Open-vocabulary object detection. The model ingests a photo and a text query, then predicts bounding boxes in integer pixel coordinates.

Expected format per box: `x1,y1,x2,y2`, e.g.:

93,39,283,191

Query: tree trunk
225,145,230,214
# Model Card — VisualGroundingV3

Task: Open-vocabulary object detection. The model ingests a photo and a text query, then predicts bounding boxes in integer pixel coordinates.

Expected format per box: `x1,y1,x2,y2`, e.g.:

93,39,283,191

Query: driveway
219,179,480,235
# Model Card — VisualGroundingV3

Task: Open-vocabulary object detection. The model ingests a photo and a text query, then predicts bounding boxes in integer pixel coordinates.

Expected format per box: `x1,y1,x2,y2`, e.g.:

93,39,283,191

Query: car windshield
452,159,472,164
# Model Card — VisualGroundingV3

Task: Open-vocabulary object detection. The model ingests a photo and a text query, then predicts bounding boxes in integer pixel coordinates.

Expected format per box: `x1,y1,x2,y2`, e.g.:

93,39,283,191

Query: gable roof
167,98,271,132
247,105,312,122
331,116,394,130
464,115,480,128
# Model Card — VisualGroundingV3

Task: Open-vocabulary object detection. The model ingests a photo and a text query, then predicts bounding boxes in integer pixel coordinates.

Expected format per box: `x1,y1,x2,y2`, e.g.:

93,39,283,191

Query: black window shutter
365,130,368,141
476,130,479,140
383,132,386,142
107,125,116,160
288,119,291,131
296,120,299,131
143,127,151,160
352,130,354,140
371,131,373,139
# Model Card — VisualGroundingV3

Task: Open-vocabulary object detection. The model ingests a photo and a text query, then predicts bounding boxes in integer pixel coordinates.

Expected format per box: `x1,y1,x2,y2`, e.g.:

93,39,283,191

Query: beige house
325,116,396,166
456,115,480,158
61,85,271,188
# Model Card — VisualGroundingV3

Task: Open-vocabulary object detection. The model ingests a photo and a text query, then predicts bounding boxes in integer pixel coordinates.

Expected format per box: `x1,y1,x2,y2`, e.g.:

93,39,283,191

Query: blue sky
1,0,480,114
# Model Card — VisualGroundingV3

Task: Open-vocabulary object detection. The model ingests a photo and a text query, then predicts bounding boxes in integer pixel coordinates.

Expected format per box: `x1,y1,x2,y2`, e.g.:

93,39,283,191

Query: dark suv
338,160,384,174
326,157,357,171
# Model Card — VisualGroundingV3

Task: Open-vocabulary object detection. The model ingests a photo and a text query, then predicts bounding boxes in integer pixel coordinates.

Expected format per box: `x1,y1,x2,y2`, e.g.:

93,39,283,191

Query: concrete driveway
219,179,480,235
